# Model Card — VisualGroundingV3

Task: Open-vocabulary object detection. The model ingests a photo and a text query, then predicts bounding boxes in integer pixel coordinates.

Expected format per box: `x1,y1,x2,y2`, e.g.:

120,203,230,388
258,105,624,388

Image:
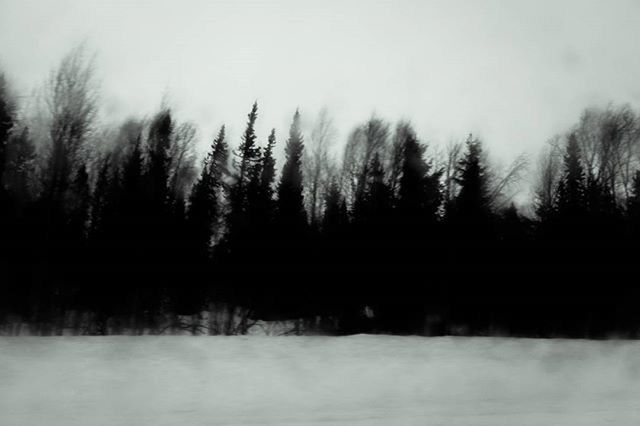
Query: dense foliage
1,49,640,337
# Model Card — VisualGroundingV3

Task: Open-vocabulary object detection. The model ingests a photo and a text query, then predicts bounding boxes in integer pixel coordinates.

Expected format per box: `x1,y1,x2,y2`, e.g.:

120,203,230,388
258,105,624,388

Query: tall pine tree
450,135,492,238
397,128,442,234
187,125,228,262
274,109,308,318
553,133,586,241
276,109,307,236
228,102,261,237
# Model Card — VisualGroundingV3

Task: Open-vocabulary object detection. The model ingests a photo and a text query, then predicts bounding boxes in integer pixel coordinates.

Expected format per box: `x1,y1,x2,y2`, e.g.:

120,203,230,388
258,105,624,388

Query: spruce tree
353,153,393,234
187,125,228,261
248,128,277,241
552,133,586,241
391,127,443,313
276,109,307,236
118,135,146,319
220,103,263,313
141,109,176,323
450,135,492,240
397,129,442,231
87,157,121,321
555,133,585,217
235,103,260,191
322,180,348,238
121,136,144,213
245,148,263,231
274,109,308,318
228,102,260,236
259,129,277,211
118,136,144,258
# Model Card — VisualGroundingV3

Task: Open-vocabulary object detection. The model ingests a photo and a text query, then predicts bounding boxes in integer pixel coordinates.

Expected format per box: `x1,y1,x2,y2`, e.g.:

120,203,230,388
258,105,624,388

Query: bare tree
487,153,529,209
169,121,198,199
340,116,389,205
533,135,563,218
387,121,413,196
303,108,336,226
436,140,463,210
573,105,640,202
42,44,99,201
437,134,528,212
600,106,638,199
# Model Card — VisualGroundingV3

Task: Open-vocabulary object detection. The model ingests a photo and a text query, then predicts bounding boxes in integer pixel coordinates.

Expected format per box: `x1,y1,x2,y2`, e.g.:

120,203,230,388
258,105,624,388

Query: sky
1,0,640,168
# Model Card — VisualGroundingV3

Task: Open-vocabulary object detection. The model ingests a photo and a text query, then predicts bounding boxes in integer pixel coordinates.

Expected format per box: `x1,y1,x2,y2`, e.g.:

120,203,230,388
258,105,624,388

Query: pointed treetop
213,124,227,150
240,102,259,154
260,128,277,191
288,109,303,142
216,124,226,143
266,128,276,153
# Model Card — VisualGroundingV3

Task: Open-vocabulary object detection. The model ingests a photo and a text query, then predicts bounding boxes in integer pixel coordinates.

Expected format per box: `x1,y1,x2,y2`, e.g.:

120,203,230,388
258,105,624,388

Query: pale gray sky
2,0,640,163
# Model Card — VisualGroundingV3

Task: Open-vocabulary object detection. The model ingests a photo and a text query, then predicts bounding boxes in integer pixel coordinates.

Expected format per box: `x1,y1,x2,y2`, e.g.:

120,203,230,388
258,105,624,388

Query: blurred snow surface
1,335,640,425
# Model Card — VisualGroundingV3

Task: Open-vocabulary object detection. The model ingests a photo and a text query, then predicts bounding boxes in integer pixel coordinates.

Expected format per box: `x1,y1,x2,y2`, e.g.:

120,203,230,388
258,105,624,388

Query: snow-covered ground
1,336,640,425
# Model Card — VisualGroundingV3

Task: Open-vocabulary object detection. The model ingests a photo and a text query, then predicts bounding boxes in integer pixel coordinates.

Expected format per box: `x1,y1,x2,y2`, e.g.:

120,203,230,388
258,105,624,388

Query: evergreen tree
166,193,191,314
450,135,492,237
246,128,277,245
276,109,307,236
584,174,620,240
245,146,263,231
116,135,146,319
353,153,393,234
322,180,348,238
139,109,176,323
121,136,144,214
227,103,260,236
389,128,444,327
274,109,308,317
220,103,263,313
86,157,123,324
397,129,442,231
442,135,494,330
234,103,260,190
258,129,277,214
555,134,585,215
315,179,349,324
553,133,586,240
187,125,228,261
241,129,280,316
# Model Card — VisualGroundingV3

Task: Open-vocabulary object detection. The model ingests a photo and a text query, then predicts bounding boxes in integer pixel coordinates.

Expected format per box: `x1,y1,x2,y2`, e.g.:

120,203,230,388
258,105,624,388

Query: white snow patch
1,336,639,425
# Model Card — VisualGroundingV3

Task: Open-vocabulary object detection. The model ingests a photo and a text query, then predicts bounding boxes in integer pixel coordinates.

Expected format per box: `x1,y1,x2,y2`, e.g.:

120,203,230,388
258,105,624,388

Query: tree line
1,47,640,337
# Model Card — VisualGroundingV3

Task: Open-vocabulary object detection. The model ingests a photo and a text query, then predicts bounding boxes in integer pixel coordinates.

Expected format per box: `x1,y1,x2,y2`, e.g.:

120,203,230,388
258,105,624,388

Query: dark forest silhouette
1,47,640,337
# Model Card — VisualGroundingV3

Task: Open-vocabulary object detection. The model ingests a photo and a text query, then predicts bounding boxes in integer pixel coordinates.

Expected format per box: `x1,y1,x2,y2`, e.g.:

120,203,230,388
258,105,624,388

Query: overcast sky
2,0,640,164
